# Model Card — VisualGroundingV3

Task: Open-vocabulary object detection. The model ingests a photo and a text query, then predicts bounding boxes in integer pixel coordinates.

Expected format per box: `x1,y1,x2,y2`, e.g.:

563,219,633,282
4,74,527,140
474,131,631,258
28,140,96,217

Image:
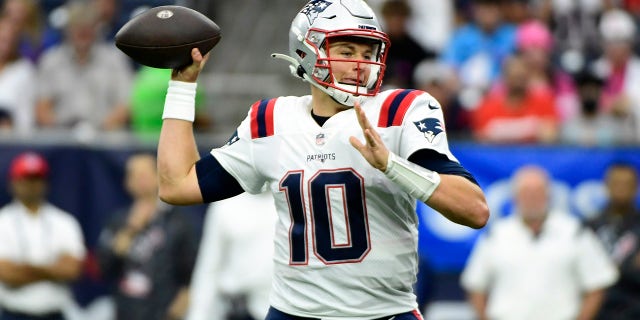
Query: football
115,5,221,69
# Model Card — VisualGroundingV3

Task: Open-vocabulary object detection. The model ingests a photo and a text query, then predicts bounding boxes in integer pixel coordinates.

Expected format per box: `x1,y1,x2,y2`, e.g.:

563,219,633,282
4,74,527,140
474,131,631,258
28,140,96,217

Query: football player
158,0,489,319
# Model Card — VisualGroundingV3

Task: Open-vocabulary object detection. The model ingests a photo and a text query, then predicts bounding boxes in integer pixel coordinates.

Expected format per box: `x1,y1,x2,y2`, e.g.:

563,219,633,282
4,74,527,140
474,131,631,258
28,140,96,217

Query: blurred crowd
0,0,210,142
0,0,640,145
371,0,640,144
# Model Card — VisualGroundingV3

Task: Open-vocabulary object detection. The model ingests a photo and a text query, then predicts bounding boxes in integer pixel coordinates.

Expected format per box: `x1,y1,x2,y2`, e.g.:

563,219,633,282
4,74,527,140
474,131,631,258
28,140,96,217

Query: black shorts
0,309,64,320
264,307,424,320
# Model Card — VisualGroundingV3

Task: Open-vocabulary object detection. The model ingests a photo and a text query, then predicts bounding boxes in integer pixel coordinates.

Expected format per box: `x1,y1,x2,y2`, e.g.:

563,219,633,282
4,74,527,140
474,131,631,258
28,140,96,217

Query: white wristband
162,80,197,122
384,152,441,202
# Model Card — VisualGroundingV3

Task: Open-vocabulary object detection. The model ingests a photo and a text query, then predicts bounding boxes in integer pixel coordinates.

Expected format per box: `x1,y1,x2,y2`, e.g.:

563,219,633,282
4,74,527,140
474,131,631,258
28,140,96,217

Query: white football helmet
272,0,390,106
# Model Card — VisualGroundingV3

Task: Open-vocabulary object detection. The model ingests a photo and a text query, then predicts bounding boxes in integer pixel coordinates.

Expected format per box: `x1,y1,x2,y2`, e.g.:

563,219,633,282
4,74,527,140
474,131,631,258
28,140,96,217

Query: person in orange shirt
472,54,559,143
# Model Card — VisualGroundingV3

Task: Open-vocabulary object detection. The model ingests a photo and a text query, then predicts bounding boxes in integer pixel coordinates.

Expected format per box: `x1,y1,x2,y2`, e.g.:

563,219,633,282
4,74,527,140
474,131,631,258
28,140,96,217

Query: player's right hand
349,101,390,172
171,48,210,83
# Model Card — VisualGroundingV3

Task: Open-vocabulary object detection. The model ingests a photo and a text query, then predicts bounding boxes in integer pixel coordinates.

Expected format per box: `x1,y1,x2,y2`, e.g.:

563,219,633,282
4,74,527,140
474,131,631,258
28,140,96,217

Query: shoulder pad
249,98,278,139
377,89,423,127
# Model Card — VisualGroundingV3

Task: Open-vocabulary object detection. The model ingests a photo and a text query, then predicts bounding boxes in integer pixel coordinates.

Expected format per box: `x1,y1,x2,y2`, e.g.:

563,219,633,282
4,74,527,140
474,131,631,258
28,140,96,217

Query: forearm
167,287,190,320
467,291,489,320
39,254,83,283
577,289,605,320
158,49,211,205
0,261,51,287
426,174,489,229
157,81,202,204
158,119,202,204
0,255,81,287
103,104,130,130
35,100,56,127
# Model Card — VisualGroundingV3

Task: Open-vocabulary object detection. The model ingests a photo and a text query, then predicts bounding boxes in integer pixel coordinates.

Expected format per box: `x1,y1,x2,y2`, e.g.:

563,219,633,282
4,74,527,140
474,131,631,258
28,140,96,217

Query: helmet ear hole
296,65,306,77
296,49,306,59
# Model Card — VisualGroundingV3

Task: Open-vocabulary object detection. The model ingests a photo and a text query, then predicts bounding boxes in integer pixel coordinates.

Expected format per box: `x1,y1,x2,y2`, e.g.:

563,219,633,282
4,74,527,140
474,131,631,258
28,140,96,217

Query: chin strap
271,53,361,107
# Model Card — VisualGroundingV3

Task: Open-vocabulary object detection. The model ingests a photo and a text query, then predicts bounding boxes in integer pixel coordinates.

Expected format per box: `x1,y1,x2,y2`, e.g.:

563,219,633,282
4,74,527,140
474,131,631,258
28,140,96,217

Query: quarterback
158,0,489,319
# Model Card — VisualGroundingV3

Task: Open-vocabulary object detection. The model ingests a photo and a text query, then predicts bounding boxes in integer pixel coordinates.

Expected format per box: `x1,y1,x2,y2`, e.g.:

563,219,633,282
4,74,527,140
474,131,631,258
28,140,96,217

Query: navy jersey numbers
279,169,371,265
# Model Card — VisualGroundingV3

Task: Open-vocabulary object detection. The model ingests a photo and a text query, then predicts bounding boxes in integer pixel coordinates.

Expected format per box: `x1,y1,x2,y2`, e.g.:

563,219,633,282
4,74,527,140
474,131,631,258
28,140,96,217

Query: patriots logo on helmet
300,0,332,24
413,118,443,143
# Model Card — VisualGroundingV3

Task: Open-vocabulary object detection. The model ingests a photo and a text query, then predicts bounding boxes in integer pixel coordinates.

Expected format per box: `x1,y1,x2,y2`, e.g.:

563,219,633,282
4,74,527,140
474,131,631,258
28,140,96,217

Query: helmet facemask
301,29,389,105
273,0,390,106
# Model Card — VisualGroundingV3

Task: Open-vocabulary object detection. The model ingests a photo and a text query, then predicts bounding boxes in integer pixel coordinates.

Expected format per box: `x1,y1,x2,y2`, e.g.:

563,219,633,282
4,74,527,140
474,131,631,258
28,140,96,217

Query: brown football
115,5,221,69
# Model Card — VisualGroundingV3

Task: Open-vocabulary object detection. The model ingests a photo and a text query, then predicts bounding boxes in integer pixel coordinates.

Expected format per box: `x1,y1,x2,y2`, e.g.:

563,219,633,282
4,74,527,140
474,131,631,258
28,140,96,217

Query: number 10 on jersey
279,169,372,265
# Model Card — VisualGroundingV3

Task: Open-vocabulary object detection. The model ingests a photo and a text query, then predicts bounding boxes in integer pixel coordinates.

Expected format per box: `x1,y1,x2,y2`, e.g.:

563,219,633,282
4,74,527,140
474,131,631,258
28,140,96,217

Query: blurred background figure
96,154,198,320
515,20,579,123
130,66,211,141
0,0,59,63
471,54,559,143
538,0,604,67
561,69,633,145
0,16,37,135
442,0,516,109
35,1,133,133
500,0,532,24
461,165,618,320
588,163,640,320
413,59,470,139
187,192,276,320
590,9,640,143
91,0,124,42
0,152,85,320
379,0,435,89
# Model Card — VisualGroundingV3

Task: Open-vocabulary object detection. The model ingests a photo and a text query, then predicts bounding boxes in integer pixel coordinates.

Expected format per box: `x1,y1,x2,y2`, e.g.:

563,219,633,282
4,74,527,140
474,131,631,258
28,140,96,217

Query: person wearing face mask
561,69,636,145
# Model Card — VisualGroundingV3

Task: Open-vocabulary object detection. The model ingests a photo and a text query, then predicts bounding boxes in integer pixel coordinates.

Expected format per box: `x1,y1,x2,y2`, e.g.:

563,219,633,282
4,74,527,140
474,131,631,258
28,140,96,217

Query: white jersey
211,89,458,319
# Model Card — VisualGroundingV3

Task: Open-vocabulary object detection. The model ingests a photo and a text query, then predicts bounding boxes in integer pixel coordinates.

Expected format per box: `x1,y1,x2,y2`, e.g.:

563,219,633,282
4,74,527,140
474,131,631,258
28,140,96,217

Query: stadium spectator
96,153,198,320
0,16,37,135
187,192,276,320
0,152,86,320
0,0,59,63
91,0,123,42
590,9,640,142
379,0,435,89
130,66,210,141
561,69,635,145
35,1,132,132
588,163,640,319
461,165,618,320
500,0,532,24
98,154,197,320
538,0,603,64
413,59,470,138
515,20,580,123
441,0,516,108
471,54,559,143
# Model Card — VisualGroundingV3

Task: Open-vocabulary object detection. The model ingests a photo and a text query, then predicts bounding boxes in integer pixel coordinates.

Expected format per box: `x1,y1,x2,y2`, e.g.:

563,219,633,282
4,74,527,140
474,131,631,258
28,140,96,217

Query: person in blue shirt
441,0,516,100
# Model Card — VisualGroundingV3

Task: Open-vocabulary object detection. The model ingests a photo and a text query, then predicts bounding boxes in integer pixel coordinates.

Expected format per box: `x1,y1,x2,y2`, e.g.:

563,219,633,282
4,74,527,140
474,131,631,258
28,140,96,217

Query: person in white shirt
187,192,276,320
461,165,618,320
0,17,36,135
0,152,86,320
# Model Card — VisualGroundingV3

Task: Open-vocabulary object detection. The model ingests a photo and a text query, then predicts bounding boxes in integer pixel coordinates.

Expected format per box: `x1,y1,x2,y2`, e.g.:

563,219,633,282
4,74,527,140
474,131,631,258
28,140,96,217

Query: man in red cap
0,152,86,320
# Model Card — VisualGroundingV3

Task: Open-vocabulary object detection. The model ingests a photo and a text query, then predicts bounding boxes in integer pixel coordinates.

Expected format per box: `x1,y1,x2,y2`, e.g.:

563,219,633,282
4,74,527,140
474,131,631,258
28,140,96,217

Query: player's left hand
349,102,390,172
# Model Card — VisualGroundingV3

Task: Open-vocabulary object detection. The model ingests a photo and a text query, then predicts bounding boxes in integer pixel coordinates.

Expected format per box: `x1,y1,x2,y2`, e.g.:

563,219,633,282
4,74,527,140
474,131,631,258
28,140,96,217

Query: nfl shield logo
316,133,326,145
